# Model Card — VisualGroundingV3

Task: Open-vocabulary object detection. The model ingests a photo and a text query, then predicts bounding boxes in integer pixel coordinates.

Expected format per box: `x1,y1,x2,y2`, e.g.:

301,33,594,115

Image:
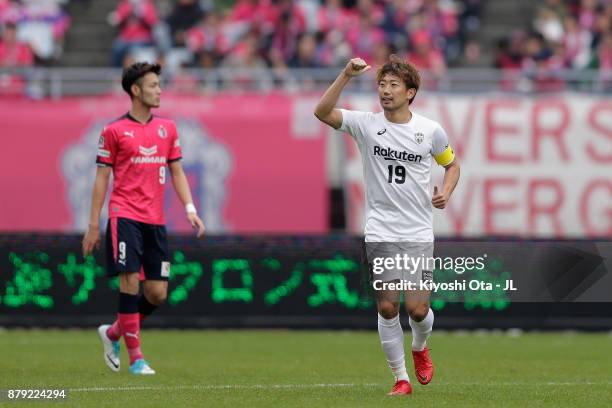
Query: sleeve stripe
434,146,455,166
168,156,182,163
97,148,111,158
96,157,112,167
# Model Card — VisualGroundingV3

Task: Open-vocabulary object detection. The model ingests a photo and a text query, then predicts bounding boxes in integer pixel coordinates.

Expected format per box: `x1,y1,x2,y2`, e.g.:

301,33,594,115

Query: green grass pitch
1,329,611,407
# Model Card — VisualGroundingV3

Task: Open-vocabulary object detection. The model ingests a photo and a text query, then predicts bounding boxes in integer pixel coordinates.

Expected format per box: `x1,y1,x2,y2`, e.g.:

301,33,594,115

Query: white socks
377,313,409,382
409,308,434,351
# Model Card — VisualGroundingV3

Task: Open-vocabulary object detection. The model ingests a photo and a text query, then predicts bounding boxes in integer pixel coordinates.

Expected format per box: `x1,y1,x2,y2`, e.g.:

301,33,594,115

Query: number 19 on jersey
387,165,406,184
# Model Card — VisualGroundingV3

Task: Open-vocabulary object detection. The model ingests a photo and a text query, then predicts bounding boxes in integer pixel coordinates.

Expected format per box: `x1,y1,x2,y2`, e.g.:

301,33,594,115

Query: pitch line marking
70,382,612,392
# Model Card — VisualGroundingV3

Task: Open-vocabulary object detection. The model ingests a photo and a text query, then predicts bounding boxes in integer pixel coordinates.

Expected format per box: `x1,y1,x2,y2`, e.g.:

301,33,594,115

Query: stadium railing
0,67,610,98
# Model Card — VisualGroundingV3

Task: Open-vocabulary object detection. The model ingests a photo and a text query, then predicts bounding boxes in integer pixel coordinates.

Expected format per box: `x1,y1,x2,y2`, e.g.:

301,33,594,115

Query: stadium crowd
108,0,481,77
0,0,610,92
0,0,70,65
495,0,612,91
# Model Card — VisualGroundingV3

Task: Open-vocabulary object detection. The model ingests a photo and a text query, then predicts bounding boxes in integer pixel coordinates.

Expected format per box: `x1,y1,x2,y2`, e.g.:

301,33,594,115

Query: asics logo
377,128,387,135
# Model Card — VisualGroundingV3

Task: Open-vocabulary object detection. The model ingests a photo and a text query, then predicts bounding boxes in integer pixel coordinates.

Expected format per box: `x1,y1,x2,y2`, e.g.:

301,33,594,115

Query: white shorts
365,241,434,286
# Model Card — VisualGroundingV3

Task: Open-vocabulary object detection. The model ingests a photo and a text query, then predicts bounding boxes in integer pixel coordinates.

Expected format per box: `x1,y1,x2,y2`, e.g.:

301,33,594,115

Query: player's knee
407,304,429,321
146,290,167,305
119,272,139,294
378,301,400,319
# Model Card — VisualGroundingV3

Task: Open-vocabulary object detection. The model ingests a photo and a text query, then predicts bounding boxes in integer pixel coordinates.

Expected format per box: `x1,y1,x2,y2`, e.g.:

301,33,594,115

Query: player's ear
131,83,140,98
406,88,416,101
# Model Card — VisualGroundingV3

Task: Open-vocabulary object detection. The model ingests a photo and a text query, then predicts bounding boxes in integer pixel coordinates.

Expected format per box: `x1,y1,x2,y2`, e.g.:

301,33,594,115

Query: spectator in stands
277,32,323,90
577,0,598,31
420,0,460,61
4,0,71,62
166,0,205,47
406,29,447,80
0,21,34,67
261,0,307,85
522,32,565,92
220,31,272,90
229,0,276,35
494,31,527,91
354,0,384,26
495,30,526,70
186,11,228,68
589,30,612,88
288,33,320,68
591,3,611,49
372,41,395,68
457,0,482,64
457,0,481,35
534,6,565,44
221,31,265,69
0,22,34,94
563,14,592,68
266,4,309,87
316,29,352,67
265,4,305,64
317,0,355,35
381,0,412,51
345,13,386,63
154,0,207,74
110,0,158,66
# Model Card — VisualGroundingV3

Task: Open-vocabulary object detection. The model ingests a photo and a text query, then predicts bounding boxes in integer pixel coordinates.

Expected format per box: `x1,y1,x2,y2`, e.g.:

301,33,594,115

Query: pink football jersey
96,113,182,225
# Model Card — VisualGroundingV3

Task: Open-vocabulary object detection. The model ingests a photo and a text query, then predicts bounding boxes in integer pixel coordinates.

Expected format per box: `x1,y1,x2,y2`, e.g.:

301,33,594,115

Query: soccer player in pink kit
82,62,205,375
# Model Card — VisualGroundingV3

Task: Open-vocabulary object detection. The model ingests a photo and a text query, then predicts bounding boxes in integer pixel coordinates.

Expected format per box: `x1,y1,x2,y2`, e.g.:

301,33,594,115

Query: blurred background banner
1,92,609,236
341,92,612,238
0,93,327,233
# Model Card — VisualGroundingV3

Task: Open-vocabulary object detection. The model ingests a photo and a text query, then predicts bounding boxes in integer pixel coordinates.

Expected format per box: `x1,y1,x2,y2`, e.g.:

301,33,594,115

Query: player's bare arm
82,165,112,257
432,159,460,209
168,160,205,237
314,58,371,129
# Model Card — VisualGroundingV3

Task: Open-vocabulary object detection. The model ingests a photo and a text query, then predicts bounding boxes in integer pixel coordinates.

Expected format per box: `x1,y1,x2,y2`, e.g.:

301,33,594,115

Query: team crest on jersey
158,125,168,139
98,135,105,148
415,132,424,144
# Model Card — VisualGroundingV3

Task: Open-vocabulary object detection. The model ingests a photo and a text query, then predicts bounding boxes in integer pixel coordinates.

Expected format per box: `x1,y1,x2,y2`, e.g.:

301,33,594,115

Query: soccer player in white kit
314,55,460,396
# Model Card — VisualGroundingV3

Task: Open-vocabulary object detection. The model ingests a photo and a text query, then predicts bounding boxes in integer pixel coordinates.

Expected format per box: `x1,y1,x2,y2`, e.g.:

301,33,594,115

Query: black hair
377,54,421,105
121,62,162,98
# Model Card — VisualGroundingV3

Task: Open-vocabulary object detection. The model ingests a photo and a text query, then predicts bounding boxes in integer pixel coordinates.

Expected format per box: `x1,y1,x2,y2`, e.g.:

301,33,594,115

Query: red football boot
386,380,412,396
412,347,434,385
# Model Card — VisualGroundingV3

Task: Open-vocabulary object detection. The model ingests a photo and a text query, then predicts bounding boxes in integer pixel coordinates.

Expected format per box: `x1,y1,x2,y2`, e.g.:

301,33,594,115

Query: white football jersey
339,109,455,242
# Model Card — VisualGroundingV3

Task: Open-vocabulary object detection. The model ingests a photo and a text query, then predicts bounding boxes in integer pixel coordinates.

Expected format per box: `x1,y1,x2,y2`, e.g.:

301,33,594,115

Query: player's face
377,74,415,111
134,72,161,108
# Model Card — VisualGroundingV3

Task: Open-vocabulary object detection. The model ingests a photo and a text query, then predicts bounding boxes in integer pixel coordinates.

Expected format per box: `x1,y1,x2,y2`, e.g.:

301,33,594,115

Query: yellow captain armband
433,145,455,166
